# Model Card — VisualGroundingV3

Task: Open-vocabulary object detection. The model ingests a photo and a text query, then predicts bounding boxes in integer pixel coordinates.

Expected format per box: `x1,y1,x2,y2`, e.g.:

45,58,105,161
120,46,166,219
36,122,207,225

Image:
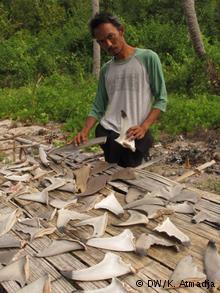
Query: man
74,12,167,167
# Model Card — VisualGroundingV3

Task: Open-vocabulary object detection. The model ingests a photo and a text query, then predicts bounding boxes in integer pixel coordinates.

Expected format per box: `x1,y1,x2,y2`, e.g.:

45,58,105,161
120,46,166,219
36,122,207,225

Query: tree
92,0,100,78
182,0,205,58
182,0,220,91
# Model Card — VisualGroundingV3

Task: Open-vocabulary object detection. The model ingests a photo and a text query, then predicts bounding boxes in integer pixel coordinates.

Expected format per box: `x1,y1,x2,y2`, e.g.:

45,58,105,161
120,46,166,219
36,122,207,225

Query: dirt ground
0,119,219,195
148,128,220,194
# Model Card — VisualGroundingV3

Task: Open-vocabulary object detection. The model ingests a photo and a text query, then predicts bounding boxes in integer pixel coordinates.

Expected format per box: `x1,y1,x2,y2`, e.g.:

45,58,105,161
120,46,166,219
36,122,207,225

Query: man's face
94,23,125,56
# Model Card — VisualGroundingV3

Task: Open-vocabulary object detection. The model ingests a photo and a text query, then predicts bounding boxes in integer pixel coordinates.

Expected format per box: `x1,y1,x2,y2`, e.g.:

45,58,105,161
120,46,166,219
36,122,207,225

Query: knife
49,136,107,154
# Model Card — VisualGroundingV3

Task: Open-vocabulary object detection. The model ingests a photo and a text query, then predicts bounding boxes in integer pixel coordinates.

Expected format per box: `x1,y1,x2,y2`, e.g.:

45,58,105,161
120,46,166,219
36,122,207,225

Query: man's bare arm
126,108,161,140
73,116,97,145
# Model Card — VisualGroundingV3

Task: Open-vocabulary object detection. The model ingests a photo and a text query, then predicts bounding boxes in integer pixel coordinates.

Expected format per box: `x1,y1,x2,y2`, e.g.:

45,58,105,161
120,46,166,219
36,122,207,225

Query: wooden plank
139,259,206,293
3,159,219,293
0,200,77,293
191,187,220,204
195,198,220,215
135,169,174,186
25,237,109,291
36,190,212,288
135,156,165,170
10,200,111,291
107,169,169,192
0,143,38,152
109,167,220,206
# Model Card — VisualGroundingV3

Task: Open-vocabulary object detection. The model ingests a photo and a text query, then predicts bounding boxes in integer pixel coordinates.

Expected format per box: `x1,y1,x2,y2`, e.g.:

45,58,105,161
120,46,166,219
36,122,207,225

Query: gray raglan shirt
89,48,167,133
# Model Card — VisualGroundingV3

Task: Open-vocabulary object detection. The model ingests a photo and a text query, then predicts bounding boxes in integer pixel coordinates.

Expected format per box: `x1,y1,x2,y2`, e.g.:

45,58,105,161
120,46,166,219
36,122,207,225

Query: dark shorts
95,123,153,168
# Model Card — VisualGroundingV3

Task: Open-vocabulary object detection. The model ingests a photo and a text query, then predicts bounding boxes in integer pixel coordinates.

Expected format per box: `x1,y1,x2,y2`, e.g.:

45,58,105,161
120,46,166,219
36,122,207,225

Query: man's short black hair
89,12,122,37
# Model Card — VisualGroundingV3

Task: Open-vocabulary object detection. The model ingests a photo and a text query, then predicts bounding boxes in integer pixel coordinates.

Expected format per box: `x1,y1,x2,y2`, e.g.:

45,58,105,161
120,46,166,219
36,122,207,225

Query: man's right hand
72,128,89,146
68,116,97,146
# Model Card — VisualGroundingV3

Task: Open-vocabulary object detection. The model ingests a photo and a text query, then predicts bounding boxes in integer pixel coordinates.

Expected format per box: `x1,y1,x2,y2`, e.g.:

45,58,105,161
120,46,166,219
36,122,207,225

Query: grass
0,73,219,140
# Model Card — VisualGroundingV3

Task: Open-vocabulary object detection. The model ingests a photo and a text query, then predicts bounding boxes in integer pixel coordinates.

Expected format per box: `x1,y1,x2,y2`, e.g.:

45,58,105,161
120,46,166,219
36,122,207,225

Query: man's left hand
126,125,147,140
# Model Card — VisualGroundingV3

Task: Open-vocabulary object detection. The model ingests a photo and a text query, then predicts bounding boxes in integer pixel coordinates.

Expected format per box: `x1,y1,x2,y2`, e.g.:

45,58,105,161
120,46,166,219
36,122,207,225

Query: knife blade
49,136,107,154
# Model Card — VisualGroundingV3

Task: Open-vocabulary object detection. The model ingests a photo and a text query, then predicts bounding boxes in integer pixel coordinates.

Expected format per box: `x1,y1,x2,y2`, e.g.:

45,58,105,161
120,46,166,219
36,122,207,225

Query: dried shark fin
0,255,29,287
48,153,63,163
39,146,50,167
17,274,51,293
154,217,190,246
0,209,21,237
7,161,29,171
6,181,25,199
79,194,104,212
43,177,66,192
36,239,86,257
166,202,195,214
113,210,149,227
37,208,57,221
49,198,77,209
18,190,49,205
192,211,220,225
16,226,39,240
57,181,76,193
169,255,206,288
135,233,179,256
33,167,52,180
90,161,115,176
123,196,165,209
83,278,127,292
170,189,199,203
73,165,91,193
78,174,109,197
76,212,108,238
131,205,173,219
87,229,135,252
125,187,143,204
109,168,136,182
204,240,220,287
153,184,183,201
57,209,91,232
9,165,38,173
18,217,41,228
5,174,31,182
0,249,24,265
33,227,56,240
0,235,26,249
115,110,135,152
94,191,124,216
61,252,135,281
16,225,56,241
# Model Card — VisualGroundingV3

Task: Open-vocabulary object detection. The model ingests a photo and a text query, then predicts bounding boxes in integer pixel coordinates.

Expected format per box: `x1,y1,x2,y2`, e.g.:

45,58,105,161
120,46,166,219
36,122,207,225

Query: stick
135,156,165,170
12,137,16,162
15,137,50,150
0,143,38,152
0,134,21,142
176,160,216,182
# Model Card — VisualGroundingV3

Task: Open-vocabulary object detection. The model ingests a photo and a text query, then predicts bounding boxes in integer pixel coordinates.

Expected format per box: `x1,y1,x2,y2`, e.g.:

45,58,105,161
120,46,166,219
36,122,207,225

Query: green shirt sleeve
89,63,109,120
136,49,167,112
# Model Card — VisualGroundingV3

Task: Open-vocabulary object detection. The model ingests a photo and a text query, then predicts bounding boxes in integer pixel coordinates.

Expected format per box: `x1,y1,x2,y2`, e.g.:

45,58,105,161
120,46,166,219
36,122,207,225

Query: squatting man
74,12,167,167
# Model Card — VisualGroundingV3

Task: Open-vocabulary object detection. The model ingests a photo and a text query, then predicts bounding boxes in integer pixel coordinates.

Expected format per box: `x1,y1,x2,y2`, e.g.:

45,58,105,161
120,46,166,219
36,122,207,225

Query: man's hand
71,128,89,146
68,116,97,146
126,124,148,140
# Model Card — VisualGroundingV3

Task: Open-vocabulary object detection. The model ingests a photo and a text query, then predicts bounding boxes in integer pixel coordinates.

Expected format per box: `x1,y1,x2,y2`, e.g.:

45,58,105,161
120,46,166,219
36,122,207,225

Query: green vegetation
196,178,220,194
0,0,219,138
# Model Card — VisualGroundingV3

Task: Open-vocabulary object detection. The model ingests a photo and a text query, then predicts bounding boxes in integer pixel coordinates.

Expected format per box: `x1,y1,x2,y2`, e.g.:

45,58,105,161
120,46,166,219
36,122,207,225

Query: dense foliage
0,0,219,137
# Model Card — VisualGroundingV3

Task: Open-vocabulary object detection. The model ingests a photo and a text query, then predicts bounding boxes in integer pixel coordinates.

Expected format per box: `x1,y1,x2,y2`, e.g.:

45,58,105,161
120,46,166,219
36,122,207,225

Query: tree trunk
182,0,220,91
92,0,100,79
182,0,206,58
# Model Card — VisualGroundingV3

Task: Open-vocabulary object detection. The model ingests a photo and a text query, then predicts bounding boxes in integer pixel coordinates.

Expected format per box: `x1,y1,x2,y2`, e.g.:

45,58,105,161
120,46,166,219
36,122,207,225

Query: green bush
0,73,97,132
0,0,219,139
159,93,220,135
